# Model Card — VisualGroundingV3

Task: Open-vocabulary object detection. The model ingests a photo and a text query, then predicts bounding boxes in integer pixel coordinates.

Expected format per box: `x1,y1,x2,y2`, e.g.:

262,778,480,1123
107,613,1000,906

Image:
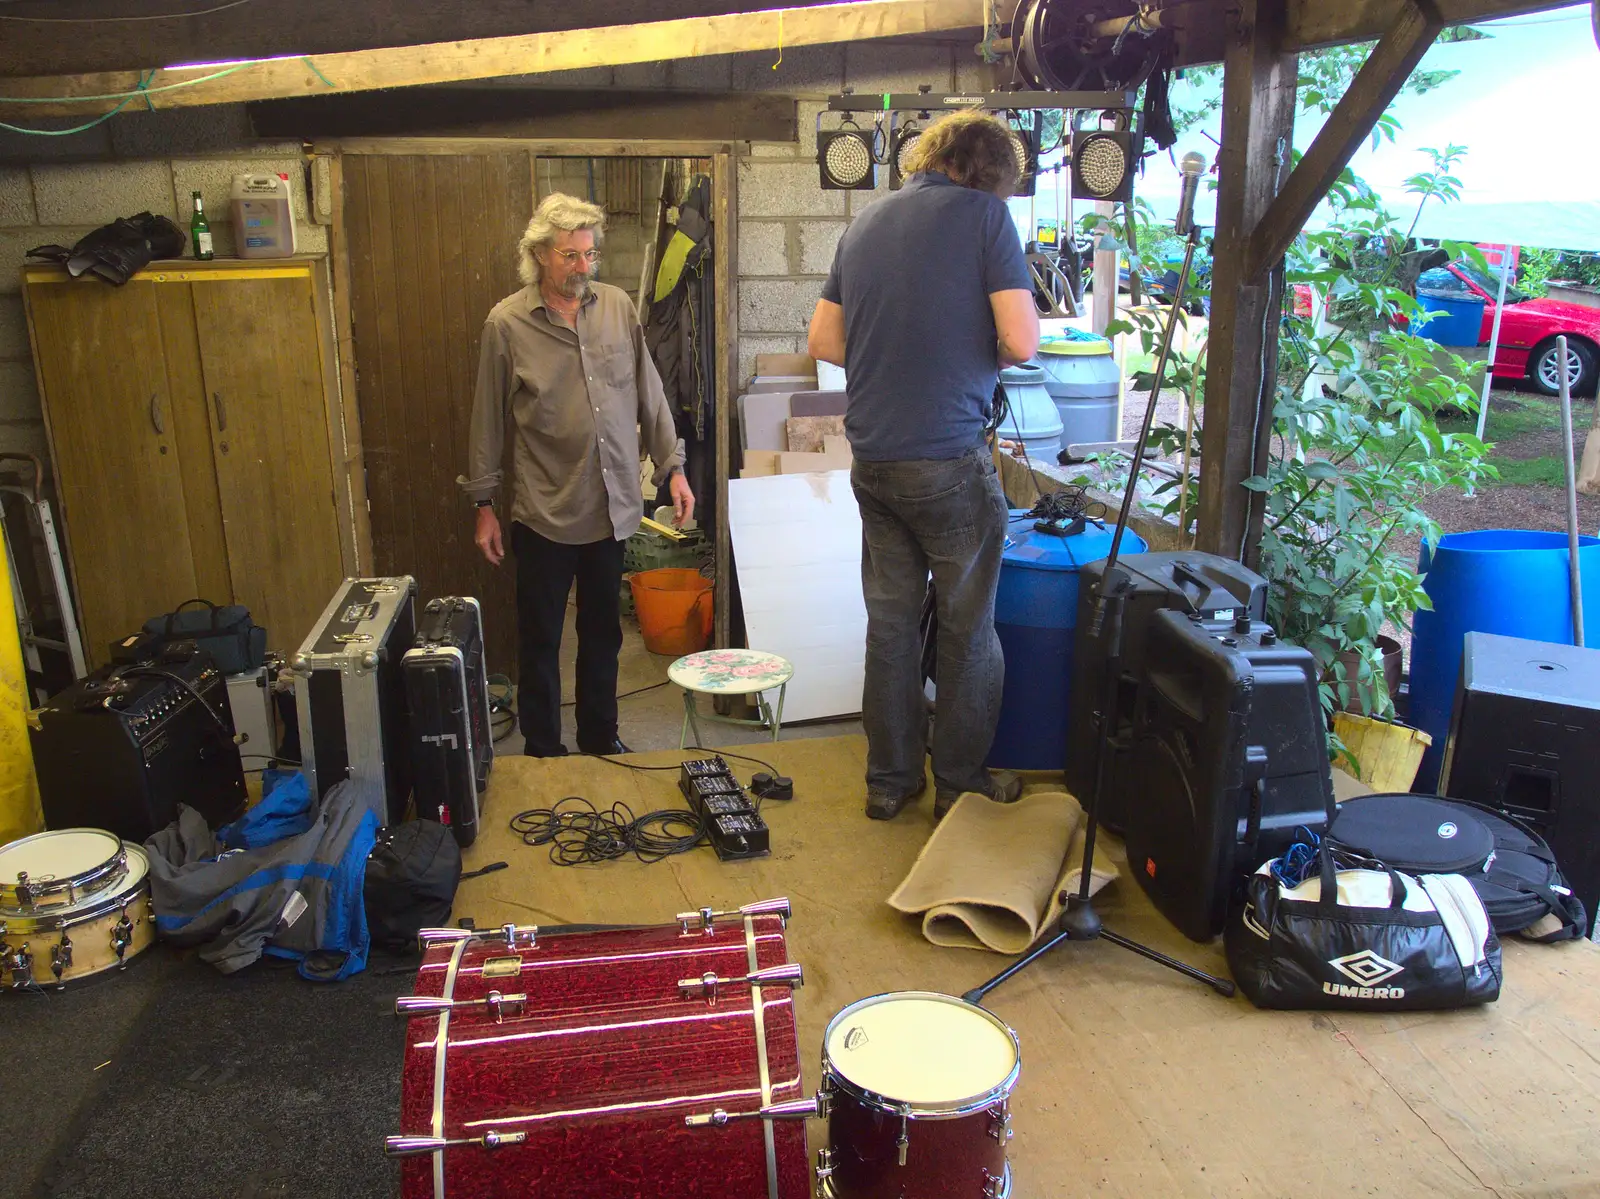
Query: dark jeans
851,447,1008,797
511,522,625,755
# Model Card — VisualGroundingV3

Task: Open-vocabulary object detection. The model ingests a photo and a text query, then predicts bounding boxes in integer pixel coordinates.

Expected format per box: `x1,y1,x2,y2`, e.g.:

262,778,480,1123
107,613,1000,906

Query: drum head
3,844,149,932
825,992,1019,1111
0,828,126,908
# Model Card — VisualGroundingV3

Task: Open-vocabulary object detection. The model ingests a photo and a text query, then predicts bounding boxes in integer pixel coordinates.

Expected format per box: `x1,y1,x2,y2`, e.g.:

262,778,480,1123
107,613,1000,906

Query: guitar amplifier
1440,631,1600,938
292,577,416,825
403,596,493,847
1125,610,1334,942
1067,552,1269,831
31,645,247,841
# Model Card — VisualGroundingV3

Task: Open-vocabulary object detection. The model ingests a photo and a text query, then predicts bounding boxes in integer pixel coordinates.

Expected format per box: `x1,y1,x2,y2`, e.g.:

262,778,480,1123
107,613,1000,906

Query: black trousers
511,522,626,756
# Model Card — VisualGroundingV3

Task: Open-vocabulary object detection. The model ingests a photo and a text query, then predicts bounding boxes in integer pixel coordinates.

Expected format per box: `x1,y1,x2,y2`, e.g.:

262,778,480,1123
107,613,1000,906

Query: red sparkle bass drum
387,898,809,1198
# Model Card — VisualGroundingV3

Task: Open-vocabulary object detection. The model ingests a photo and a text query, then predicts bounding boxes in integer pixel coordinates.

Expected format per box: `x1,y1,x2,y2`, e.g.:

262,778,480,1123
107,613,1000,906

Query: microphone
1174,151,1207,237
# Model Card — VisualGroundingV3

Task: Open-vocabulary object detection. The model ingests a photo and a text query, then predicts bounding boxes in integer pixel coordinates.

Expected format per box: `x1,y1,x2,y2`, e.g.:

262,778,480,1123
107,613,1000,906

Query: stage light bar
817,113,878,191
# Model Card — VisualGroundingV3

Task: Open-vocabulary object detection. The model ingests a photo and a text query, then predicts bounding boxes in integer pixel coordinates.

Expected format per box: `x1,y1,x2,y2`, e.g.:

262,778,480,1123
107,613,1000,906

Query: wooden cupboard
22,258,367,669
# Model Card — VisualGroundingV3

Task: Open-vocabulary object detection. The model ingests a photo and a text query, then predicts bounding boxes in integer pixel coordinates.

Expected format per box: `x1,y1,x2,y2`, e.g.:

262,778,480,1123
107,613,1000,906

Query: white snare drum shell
825,993,1019,1109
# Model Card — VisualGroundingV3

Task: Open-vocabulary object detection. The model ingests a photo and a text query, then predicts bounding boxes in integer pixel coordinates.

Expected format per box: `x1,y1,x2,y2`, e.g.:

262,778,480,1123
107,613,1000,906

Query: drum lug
395,989,528,1023
684,1094,822,1128
814,1147,836,1190
987,1104,1013,1143
384,1129,528,1157
111,909,134,968
4,941,31,989
677,962,804,1005
982,1168,1008,1198
896,1104,911,1167
677,897,792,935
51,932,72,988
416,923,536,950
14,871,34,908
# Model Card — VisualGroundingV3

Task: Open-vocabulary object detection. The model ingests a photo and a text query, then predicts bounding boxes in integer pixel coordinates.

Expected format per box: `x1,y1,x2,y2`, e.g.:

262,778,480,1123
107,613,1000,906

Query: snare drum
817,992,1020,1199
1,840,154,989
388,898,810,1198
0,827,128,912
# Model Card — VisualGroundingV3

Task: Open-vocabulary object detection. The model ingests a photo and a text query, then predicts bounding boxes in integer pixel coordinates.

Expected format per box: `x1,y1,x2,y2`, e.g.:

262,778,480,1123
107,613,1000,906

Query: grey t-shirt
821,172,1031,461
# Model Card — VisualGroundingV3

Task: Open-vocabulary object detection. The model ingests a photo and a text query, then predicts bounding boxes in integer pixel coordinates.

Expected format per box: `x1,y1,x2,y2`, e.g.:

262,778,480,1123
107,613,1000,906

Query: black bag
142,598,266,675
363,821,461,953
1226,843,1503,1011
1327,794,1588,943
28,212,186,286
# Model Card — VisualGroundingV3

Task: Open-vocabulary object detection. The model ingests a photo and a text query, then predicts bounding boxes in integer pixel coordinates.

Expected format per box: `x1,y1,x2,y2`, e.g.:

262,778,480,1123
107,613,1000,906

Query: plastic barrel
987,514,1146,770
997,364,1064,461
1414,292,1485,348
1037,332,1119,450
629,568,713,656
1409,529,1600,789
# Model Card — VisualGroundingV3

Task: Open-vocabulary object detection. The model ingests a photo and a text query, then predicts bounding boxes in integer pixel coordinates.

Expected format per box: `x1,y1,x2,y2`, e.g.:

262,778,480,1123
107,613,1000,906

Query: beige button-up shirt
459,281,684,544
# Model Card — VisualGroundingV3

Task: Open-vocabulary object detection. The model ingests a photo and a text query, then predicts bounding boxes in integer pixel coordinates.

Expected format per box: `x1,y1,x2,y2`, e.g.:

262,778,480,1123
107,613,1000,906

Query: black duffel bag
143,598,266,675
364,821,462,953
1226,842,1502,1011
1327,794,1587,943
28,212,186,286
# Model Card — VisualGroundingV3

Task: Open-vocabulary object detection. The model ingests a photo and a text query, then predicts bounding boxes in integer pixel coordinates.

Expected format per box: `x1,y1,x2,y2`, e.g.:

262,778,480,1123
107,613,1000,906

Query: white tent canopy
1015,6,1600,253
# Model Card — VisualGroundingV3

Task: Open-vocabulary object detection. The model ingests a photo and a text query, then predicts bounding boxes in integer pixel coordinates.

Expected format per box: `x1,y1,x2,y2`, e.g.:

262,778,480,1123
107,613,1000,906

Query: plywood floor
457,736,1600,1199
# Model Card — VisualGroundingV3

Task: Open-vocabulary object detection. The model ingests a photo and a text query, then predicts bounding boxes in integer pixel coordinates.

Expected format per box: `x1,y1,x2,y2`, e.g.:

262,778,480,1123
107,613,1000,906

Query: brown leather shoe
866,779,928,821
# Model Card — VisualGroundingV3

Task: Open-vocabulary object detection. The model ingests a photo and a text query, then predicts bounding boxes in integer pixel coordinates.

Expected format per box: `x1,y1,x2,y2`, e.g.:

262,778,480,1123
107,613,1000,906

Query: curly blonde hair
518,192,607,286
901,109,1024,197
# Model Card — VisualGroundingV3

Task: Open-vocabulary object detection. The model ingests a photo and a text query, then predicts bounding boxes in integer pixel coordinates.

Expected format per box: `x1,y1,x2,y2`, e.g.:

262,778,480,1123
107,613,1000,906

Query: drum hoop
0,848,149,933
820,990,1022,1118
819,1163,1012,1198
0,828,128,911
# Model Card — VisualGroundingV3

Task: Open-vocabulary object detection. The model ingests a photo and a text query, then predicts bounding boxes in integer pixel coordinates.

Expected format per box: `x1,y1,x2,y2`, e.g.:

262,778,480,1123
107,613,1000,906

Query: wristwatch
475,498,494,508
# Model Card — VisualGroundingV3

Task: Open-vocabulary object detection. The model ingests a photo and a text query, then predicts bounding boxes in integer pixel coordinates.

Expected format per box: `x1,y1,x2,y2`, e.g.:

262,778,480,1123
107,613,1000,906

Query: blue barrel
1410,529,1600,789
988,514,1146,770
1415,292,1485,347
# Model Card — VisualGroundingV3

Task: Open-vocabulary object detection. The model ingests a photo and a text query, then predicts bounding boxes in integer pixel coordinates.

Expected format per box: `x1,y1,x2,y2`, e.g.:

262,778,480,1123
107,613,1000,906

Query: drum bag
364,820,461,952
1226,843,1502,1011
144,777,380,980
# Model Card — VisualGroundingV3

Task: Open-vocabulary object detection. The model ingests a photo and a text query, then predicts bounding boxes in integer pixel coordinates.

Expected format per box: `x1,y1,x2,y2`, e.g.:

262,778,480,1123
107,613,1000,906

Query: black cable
586,745,782,779
1025,485,1107,525
119,666,230,734
509,797,705,865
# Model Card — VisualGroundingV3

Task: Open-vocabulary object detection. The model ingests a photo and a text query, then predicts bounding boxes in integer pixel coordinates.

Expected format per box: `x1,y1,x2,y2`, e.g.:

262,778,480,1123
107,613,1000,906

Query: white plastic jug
230,173,297,259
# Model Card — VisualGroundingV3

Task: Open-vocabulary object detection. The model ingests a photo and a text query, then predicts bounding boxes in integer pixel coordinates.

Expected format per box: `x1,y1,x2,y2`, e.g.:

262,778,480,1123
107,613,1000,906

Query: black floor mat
33,951,418,1199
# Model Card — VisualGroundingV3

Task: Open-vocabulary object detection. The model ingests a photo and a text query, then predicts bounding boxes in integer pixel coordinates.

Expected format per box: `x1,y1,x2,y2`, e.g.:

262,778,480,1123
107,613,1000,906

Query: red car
1416,262,1600,396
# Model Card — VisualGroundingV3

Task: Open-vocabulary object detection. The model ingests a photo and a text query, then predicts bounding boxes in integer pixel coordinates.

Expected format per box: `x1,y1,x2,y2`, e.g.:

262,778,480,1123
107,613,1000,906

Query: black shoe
580,738,632,756
934,771,1023,821
866,779,927,821
524,744,569,759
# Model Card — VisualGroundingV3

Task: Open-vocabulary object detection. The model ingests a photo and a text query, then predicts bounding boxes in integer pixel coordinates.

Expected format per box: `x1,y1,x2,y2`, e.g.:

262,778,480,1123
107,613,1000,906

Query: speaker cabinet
1125,610,1334,942
1440,631,1600,939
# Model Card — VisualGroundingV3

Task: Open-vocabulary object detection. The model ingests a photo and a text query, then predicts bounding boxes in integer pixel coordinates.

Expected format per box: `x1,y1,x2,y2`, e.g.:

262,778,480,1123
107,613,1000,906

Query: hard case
292,577,417,824
402,597,493,847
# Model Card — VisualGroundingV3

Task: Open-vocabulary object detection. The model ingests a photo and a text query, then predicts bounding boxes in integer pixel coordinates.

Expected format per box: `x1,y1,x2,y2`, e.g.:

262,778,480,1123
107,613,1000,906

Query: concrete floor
497,600,863,757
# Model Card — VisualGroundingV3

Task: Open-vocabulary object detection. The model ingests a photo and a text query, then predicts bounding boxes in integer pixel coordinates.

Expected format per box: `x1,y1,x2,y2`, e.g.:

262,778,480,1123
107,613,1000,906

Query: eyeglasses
551,249,601,266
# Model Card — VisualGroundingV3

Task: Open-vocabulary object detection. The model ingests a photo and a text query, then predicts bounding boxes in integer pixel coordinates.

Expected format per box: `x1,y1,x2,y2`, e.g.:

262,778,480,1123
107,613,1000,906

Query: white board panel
727,471,865,723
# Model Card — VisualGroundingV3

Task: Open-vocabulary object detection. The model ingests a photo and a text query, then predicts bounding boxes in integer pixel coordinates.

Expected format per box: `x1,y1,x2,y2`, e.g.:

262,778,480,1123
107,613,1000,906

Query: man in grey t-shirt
808,110,1040,821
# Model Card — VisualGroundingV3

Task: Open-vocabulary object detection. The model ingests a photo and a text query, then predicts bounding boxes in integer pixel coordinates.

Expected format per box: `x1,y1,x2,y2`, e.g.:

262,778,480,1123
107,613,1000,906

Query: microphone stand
964,218,1236,1005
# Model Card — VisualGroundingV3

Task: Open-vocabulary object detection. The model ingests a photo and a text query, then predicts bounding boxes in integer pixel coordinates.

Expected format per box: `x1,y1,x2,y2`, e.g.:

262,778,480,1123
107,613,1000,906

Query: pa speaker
1124,610,1334,942
1440,631,1600,938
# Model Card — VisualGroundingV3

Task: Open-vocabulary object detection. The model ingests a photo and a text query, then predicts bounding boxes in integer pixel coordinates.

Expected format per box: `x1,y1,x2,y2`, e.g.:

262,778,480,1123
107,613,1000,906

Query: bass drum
388,898,809,1198
818,992,1020,1199
1,842,154,990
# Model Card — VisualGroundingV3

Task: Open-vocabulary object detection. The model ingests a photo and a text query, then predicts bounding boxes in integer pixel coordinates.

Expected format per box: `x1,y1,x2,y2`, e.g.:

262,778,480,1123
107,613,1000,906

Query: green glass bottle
190,190,214,261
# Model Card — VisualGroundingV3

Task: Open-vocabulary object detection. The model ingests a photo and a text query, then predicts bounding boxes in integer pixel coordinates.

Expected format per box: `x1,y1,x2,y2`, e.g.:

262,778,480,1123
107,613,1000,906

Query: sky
1011,5,1600,251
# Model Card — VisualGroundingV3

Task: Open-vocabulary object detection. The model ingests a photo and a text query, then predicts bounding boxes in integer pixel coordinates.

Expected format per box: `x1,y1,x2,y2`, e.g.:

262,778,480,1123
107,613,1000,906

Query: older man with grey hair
462,192,693,758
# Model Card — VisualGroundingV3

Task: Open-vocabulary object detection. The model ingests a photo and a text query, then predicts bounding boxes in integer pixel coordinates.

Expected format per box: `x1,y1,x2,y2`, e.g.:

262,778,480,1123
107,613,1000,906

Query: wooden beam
312,138,734,159
0,0,986,117
1195,0,1297,564
1286,0,1560,49
250,89,796,144
1245,0,1442,280
0,0,872,80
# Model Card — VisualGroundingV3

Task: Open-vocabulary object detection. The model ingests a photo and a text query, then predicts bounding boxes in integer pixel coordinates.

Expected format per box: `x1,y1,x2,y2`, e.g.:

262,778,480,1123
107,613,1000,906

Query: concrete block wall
533,154,654,305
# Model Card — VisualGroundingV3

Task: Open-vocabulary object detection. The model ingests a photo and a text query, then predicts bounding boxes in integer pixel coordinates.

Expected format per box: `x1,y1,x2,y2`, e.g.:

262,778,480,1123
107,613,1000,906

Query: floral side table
666,649,795,748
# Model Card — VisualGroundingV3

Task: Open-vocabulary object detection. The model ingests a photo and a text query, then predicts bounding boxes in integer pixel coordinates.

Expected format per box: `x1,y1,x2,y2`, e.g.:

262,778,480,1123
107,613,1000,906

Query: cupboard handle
213,391,227,432
148,393,164,435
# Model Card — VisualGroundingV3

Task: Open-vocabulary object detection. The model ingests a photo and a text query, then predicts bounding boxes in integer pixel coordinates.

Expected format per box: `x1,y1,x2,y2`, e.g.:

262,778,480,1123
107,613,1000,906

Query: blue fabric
295,808,378,981
822,172,1031,462
218,769,313,850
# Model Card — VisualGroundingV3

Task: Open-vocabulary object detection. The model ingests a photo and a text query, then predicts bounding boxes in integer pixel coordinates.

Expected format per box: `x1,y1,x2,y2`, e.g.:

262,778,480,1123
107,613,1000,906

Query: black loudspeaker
1124,610,1334,942
1439,631,1600,938
31,646,247,842
1067,552,1269,831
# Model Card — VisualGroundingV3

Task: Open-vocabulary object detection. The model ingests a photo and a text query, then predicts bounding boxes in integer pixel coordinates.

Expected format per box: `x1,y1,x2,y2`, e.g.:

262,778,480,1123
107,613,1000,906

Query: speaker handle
1241,747,1269,860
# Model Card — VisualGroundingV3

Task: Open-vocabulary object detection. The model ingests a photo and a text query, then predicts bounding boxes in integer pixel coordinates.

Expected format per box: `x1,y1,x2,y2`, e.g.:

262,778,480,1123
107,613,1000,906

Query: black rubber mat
24,949,417,1199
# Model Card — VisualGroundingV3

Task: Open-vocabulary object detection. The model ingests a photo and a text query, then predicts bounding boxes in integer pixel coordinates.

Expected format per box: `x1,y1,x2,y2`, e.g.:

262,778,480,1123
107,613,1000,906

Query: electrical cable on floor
509,797,705,865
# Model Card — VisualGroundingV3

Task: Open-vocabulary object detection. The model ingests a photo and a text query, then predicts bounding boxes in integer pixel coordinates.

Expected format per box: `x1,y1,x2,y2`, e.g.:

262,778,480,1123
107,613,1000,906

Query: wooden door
24,277,201,666
342,152,530,672
191,275,346,655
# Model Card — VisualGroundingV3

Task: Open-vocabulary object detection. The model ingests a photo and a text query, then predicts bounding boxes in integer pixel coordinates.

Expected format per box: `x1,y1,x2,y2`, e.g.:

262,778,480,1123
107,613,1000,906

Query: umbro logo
1329,949,1404,985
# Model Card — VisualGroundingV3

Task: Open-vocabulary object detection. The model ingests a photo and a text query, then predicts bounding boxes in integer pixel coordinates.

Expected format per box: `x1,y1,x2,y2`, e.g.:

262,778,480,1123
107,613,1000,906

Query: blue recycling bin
1410,529,1600,790
987,513,1146,770
1415,292,1485,348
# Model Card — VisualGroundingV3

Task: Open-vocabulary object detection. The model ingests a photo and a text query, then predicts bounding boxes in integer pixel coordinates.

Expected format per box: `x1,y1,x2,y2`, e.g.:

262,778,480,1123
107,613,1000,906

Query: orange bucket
629,568,713,655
